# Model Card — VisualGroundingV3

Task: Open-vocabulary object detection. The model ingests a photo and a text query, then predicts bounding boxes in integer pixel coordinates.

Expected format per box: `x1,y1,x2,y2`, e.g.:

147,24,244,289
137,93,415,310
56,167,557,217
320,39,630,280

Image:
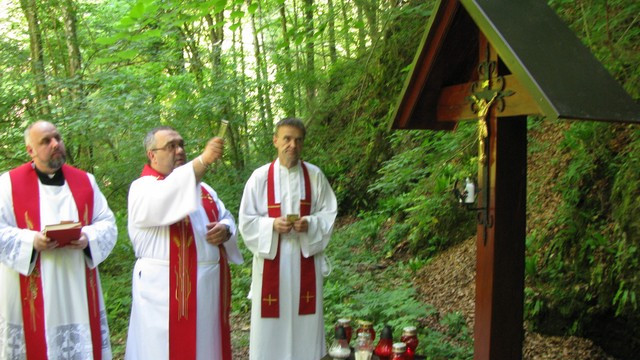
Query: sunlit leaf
115,49,139,60
96,33,127,45
230,10,244,19
129,1,146,19
131,29,163,41
93,57,120,65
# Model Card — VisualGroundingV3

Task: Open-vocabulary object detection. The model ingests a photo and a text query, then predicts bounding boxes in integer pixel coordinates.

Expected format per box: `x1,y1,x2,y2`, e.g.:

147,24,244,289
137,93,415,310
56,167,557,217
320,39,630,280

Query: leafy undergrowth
227,216,475,360
229,216,475,360
106,212,619,360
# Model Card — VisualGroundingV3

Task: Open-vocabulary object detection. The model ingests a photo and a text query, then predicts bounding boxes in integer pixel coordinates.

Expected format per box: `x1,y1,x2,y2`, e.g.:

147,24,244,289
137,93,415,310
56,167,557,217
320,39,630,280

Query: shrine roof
391,0,640,130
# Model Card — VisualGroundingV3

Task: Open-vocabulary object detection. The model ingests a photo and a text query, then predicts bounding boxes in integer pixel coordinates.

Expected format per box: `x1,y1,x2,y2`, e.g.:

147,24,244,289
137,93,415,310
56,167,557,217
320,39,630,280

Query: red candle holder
400,326,418,360
335,318,352,344
374,325,393,360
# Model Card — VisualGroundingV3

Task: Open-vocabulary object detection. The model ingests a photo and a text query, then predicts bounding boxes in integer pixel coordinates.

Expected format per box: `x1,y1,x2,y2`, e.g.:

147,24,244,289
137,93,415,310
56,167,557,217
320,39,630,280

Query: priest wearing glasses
125,126,242,360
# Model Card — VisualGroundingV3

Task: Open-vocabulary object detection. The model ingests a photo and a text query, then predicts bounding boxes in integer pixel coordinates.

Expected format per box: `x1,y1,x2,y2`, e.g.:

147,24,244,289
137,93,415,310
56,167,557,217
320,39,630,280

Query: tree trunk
304,0,315,104
249,0,271,150
61,0,82,86
256,0,274,123
279,4,296,117
356,1,367,56
340,0,351,58
205,12,224,72
42,8,67,112
61,0,94,168
292,0,304,114
327,0,337,64
19,0,51,116
361,0,378,43
170,23,187,75
181,24,204,85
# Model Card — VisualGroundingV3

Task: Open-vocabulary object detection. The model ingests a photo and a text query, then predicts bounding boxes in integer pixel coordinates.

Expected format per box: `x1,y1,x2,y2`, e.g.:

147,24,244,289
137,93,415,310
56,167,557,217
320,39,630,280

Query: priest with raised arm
125,126,243,360
239,118,338,360
0,121,117,359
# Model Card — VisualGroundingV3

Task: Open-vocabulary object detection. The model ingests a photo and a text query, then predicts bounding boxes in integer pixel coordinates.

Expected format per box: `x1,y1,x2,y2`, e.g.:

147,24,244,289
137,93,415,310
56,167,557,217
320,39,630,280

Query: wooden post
473,36,527,360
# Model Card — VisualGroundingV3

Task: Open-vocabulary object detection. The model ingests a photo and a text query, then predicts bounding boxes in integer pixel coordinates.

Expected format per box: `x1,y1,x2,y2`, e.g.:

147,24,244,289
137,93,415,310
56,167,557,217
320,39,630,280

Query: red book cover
44,222,82,247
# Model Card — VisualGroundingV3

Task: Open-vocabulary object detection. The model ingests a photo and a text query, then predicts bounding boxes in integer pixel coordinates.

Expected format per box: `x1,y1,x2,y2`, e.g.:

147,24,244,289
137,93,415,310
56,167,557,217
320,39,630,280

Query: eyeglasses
151,141,185,152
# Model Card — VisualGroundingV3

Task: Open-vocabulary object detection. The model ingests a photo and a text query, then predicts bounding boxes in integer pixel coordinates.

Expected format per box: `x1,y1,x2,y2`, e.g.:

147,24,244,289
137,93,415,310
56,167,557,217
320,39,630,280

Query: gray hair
24,121,52,146
143,126,175,151
275,117,306,138
24,126,32,146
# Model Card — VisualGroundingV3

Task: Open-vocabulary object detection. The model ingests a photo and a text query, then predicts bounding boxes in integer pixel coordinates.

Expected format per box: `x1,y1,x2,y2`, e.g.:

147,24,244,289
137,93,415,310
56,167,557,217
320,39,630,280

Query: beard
47,152,66,170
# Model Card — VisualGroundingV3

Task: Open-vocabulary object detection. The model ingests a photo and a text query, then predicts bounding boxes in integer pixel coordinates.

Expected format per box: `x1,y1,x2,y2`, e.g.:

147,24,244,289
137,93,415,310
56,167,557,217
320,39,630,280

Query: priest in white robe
125,126,242,360
0,121,117,360
239,118,338,360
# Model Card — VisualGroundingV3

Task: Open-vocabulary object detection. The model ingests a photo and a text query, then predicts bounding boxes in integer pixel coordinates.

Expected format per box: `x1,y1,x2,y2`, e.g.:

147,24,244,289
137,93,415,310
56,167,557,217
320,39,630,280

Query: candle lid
358,320,373,328
392,342,407,353
337,318,351,326
402,326,417,335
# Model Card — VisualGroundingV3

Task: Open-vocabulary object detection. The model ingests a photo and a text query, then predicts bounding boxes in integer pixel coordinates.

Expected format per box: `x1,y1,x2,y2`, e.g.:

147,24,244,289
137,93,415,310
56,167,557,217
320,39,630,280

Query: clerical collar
278,159,300,172
34,166,65,186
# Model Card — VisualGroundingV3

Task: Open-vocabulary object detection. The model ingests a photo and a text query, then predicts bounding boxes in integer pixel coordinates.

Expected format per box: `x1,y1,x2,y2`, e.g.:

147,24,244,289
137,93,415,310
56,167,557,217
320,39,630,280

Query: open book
44,221,82,247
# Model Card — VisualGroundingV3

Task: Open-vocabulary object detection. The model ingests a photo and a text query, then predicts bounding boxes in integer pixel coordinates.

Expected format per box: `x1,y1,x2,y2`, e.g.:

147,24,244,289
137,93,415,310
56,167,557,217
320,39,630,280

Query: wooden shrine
390,0,640,359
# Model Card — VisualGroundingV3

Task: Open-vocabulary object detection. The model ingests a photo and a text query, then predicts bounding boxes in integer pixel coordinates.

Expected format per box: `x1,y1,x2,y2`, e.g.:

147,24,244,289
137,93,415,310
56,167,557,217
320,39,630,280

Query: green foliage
548,0,640,98
365,125,478,257
518,2,640,355
306,1,435,214
525,122,640,355
99,211,135,355
229,246,253,315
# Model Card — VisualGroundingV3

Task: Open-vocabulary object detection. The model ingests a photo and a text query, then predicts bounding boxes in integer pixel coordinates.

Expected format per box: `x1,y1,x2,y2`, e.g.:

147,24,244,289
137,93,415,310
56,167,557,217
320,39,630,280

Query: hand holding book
44,221,82,247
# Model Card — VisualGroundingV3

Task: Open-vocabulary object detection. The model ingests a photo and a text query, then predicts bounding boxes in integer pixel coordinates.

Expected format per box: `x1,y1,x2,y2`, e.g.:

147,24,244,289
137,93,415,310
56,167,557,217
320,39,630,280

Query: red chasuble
140,164,232,360
261,160,316,318
9,162,102,360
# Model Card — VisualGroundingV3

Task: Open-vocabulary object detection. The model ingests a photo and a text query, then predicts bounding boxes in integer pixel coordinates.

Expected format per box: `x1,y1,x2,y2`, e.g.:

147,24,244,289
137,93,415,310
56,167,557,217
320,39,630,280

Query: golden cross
88,271,99,317
25,211,33,230
467,43,512,165
263,294,278,306
302,291,315,303
25,268,40,330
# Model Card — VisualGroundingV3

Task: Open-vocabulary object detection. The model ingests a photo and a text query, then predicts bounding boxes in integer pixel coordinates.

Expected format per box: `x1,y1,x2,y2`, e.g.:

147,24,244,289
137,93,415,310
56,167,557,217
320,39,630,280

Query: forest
0,0,639,359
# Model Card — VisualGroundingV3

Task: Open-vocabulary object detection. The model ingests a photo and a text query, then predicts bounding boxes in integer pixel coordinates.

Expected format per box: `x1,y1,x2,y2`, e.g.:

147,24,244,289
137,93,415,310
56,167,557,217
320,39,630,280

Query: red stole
261,160,316,318
200,187,232,360
9,162,102,360
140,164,232,360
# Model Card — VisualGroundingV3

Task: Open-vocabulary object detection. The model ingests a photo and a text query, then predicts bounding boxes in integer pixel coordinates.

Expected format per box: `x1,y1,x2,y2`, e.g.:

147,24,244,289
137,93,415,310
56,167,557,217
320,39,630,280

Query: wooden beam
394,0,459,129
474,36,526,360
436,74,542,122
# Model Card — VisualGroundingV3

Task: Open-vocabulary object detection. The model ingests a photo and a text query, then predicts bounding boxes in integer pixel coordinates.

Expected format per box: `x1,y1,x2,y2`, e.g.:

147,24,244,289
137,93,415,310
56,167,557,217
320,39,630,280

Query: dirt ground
414,237,616,360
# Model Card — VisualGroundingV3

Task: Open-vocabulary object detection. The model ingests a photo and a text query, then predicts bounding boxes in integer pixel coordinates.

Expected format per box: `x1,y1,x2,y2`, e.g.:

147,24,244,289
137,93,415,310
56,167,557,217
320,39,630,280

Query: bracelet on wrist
198,155,209,169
